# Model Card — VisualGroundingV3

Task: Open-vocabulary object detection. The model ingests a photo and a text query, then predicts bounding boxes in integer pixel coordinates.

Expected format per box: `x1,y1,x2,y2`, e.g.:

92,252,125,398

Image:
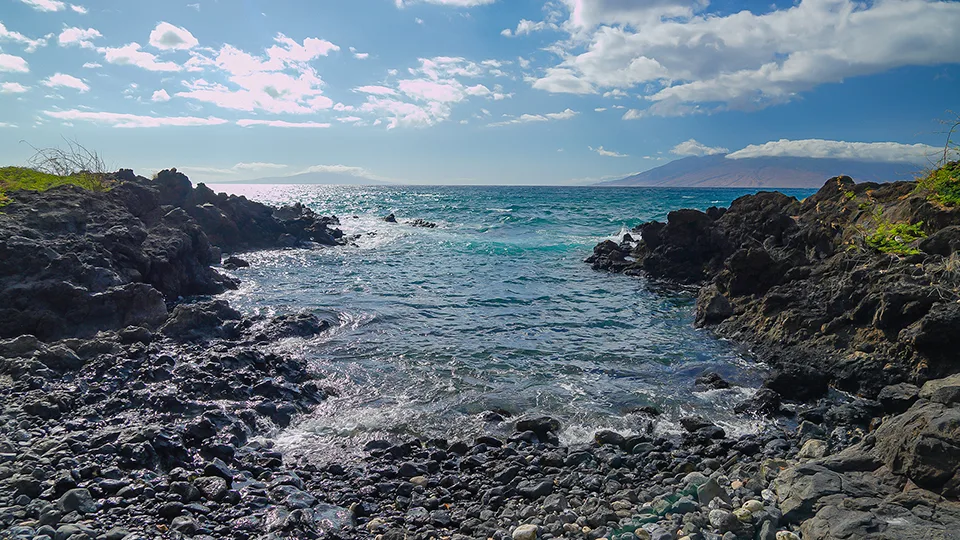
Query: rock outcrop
588,173,960,400
0,169,344,340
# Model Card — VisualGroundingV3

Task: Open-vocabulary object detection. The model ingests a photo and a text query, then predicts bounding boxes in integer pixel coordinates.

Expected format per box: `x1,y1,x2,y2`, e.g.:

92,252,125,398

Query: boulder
877,383,920,414
873,401,960,494
918,374,960,406
695,286,734,326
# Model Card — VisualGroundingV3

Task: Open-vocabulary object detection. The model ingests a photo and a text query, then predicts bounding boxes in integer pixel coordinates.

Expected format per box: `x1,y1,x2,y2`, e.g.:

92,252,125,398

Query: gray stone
194,476,228,501
772,464,843,522
697,478,731,507
797,439,829,460
57,488,95,515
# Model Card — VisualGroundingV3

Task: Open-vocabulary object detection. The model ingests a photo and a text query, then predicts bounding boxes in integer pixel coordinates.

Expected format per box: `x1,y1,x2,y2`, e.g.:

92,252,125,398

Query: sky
0,0,958,185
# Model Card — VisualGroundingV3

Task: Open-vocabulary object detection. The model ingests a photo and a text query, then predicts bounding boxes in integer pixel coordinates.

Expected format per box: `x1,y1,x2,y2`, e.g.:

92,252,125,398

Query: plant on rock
916,162,960,207
865,221,927,256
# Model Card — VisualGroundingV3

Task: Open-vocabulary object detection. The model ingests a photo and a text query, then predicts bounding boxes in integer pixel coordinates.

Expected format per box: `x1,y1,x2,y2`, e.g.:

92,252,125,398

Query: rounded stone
513,523,539,540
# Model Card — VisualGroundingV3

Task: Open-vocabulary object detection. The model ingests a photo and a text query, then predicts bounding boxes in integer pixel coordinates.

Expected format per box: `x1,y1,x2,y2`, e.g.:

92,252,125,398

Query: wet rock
408,219,438,228
160,300,242,341
695,371,731,390
697,478,731,506
735,388,782,416
223,255,250,268
695,286,734,326
383,213,397,223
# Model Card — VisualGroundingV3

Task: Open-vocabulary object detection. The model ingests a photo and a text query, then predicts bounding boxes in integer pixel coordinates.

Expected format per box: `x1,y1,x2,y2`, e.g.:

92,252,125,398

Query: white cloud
399,79,465,102
0,22,47,52
529,0,960,116
594,107,607,112
349,47,369,59
152,89,171,102
82,62,101,68
18,0,65,11
501,19,556,37
43,109,227,128
590,145,628,157
300,164,391,182
0,82,29,94
149,22,199,51
70,4,86,13
42,73,89,92
531,67,595,94
337,116,363,123
726,139,944,164
671,139,729,156
0,122,18,128
176,34,337,114
355,85,397,96
58,27,101,48
360,97,451,129
102,43,181,71
234,162,287,170
396,0,495,7
236,119,332,128
187,3,200,11
488,108,578,127
0,53,29,73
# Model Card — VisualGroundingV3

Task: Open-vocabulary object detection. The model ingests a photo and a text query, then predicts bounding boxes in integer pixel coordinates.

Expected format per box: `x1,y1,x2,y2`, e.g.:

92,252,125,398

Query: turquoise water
209,184,814,458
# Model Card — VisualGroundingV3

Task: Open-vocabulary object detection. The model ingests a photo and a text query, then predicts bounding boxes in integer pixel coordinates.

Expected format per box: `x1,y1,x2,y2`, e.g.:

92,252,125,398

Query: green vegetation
865,221,927,256
916,162,960,207
0,139,111,207
0,167,112,207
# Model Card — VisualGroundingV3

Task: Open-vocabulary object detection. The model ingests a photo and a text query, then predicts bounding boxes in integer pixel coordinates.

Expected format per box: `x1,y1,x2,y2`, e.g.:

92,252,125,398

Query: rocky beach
1,167,959,540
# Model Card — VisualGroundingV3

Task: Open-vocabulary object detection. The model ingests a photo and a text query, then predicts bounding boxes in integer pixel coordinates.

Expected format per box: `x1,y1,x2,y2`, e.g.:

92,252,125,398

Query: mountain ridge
599,155,925,188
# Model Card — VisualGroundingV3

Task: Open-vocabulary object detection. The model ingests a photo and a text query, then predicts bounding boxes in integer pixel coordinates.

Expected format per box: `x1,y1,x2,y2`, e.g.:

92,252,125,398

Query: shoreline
1,169,958,539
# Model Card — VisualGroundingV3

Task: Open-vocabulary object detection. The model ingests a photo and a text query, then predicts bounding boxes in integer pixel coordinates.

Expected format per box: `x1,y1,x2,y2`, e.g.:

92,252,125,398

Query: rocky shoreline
1,170,958,540
587,170,960,538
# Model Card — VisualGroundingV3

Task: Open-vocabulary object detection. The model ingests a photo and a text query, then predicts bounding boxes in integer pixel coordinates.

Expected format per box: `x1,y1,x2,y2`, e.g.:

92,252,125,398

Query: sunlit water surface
207,184,813,460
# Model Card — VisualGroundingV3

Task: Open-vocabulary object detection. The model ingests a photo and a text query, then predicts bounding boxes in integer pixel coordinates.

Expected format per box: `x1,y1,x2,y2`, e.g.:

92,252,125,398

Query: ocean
207,184,815,460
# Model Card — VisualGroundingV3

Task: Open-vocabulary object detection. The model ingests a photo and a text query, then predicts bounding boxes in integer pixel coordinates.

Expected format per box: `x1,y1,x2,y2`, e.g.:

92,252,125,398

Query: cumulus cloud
42,73,89,92
1,82,29,93
176,34,338,115
396,0,495,7
236,119,332,128
102,43,181,71
0,53,29,73
0,22,47,52
43,109,227,128
349,47,369,59
501,19,556,37
590,145,629,157
671,139,728,156
70,4,86,13
488,108,578,127
152,89,171,102
82,62,101,68
726,139,944,164
149,22,199,50
58,27,101,48
18,0,65,11
528,0,960,116
355,85,397,96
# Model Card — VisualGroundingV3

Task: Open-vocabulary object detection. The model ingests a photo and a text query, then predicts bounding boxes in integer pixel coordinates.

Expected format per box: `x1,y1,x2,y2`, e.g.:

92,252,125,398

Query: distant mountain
598,155,924,188
238,171,393,186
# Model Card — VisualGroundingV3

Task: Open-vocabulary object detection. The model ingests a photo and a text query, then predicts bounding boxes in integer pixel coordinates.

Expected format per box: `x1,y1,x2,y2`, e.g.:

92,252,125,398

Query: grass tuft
865,221,927,256
0,166,112,207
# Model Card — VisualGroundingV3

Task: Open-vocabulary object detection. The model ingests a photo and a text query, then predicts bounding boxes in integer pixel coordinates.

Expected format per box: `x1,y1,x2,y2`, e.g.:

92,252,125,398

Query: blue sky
0,0,958,185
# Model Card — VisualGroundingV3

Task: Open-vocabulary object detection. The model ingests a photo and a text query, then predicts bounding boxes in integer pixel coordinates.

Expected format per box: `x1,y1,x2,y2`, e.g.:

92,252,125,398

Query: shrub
916,162,960,207
865,221,927,256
